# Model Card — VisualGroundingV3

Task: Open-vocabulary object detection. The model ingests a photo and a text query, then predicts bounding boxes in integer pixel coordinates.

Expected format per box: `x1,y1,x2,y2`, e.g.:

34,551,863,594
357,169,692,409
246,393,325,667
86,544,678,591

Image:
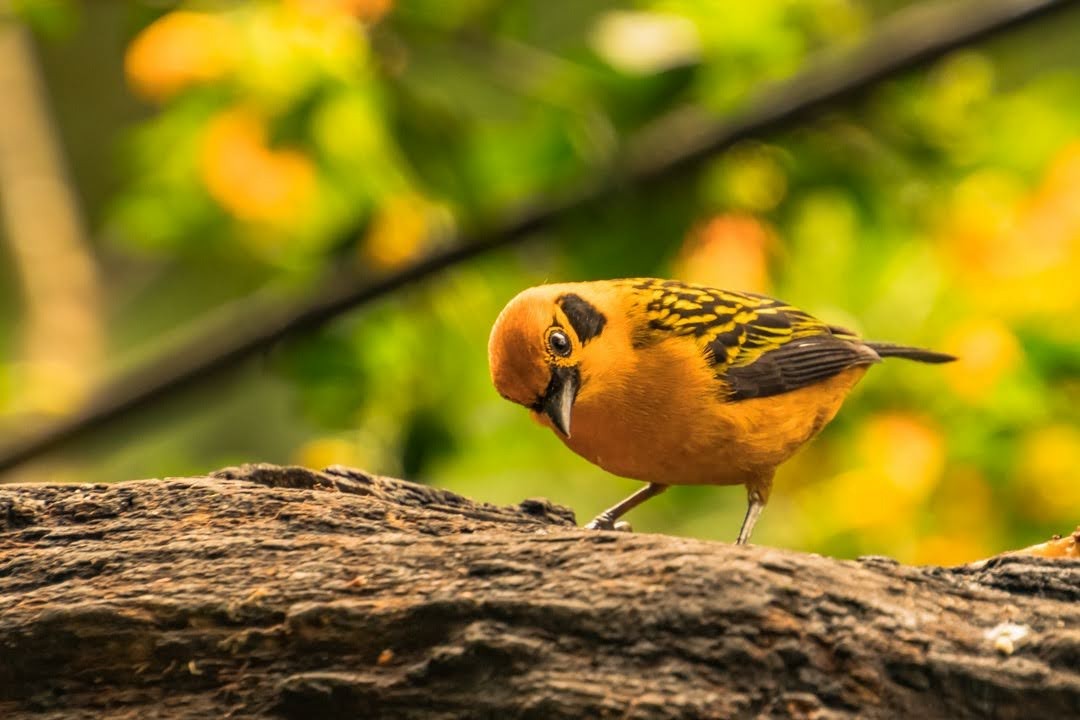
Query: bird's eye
547,328,572,357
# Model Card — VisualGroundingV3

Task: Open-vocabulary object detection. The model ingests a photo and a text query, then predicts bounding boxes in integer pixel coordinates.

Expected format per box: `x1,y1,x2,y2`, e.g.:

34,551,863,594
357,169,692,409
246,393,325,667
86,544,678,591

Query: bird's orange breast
532,333,867,488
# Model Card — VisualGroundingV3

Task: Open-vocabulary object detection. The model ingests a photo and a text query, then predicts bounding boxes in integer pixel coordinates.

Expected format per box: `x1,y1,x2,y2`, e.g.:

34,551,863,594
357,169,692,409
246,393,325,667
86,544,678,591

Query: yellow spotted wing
622,279,879,400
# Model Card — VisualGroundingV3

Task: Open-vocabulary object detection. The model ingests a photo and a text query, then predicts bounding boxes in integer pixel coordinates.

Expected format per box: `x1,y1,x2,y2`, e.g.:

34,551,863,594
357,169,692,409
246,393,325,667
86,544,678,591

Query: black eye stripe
557,294,606,345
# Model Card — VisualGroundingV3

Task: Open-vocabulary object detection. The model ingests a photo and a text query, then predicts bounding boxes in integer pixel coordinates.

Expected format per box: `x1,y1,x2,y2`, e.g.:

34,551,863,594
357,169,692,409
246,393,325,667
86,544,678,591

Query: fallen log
0,463,1077,719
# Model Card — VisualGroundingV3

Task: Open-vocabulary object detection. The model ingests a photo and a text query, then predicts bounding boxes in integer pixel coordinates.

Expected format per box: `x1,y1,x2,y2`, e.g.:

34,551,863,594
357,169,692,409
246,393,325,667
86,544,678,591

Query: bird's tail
865,342,956,364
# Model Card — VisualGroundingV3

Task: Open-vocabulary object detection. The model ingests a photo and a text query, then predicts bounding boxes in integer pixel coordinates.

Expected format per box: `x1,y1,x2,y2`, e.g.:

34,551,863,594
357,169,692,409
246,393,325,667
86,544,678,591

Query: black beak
539,366,579,438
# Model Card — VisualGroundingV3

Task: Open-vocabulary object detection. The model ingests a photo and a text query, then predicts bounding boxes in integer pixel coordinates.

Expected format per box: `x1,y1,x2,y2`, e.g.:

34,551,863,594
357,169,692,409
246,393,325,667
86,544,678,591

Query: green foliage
10,0,78,38
7,0,1080,563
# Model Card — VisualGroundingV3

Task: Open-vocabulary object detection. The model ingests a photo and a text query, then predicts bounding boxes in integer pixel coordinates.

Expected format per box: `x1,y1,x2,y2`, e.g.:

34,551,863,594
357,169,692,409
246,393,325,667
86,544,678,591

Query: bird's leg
585,483,667,531
736,474,773,545
736,489,766,545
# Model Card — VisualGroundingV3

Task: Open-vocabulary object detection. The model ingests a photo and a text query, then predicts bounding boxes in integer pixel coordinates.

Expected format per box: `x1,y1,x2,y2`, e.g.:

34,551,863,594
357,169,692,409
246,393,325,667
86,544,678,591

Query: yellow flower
294,437,362,470
931,465,993,535
858,413,945,501
200,108,316,225
802,414,945,546
125,12,233,102
674,213,774,293
286,0,394,22
1014,425,1080,522
944,145,1080,320
911,466,994,564
912,534,991,566
363,194,451,271
941,318,1022,402
817,468,906,532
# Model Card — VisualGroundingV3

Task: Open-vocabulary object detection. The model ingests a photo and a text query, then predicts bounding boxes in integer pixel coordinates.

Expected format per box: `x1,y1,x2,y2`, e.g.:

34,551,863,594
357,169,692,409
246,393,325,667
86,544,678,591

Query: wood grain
1,464,1077,719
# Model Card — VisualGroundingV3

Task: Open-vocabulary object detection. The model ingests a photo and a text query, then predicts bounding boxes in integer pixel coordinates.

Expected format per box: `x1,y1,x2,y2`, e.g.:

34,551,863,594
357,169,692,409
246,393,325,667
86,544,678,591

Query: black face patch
557,293,606,345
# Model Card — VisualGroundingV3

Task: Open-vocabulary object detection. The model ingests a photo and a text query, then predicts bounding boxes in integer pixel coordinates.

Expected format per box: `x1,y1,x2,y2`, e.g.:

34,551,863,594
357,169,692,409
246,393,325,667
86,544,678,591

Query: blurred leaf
401,406,457,479
11,0,78,38
274,330,369,429
10,0,1080,565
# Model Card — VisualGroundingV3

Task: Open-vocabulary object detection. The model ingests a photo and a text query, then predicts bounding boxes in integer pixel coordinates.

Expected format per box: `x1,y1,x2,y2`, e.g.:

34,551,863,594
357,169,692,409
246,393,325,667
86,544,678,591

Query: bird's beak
540,365,579,438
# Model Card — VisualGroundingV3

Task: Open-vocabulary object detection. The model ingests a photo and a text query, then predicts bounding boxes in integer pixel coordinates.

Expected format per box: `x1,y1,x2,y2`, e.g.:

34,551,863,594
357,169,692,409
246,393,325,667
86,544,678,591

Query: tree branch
0,463,1077,718
0,18,104,418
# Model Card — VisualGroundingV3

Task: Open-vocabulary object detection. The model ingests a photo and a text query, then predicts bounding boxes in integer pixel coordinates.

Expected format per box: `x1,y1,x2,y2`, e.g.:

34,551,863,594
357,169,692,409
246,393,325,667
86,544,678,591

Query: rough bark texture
0,464,1077,719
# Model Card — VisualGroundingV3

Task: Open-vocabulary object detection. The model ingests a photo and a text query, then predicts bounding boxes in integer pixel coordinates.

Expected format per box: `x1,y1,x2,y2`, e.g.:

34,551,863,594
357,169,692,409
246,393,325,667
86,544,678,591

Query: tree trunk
0,464,1077,719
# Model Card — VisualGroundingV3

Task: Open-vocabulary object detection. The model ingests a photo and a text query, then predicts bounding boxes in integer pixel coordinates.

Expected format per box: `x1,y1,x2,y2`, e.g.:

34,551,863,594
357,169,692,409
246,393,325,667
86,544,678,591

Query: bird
487,278,956,544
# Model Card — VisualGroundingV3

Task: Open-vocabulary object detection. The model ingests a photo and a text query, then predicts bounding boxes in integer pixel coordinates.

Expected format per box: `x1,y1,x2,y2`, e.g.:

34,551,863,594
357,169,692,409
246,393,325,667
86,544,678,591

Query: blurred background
0,0,1077,563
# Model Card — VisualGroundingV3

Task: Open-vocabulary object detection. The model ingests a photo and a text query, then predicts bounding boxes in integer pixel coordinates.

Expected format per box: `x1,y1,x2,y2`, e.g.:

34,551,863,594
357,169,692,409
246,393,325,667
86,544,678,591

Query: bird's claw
584,516,633,532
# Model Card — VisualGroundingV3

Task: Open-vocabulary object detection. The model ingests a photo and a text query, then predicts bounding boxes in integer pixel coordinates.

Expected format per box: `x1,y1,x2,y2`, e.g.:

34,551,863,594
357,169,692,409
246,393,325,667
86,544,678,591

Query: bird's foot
584,514,632,532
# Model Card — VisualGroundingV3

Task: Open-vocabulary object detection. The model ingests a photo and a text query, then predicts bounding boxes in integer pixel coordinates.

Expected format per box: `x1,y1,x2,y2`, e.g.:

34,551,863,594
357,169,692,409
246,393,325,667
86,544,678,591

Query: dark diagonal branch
0,0,1072,477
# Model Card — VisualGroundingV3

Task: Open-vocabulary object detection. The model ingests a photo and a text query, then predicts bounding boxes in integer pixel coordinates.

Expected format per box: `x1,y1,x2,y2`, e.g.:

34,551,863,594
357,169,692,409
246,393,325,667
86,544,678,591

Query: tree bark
0,464,1077,719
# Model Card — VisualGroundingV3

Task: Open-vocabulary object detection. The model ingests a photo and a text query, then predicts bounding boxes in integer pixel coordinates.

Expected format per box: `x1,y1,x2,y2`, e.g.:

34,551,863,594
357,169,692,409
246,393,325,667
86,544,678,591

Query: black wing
722,333,880,400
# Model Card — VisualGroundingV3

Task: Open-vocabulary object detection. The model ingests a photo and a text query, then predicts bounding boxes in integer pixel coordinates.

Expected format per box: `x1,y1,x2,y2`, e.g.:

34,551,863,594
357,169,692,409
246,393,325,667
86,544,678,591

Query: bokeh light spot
125,12,233,102
674,213,774,292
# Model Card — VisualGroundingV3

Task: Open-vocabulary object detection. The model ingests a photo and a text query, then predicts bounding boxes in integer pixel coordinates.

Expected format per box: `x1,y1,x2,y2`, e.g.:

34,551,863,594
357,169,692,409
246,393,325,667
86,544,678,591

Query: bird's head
488,284,608,438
